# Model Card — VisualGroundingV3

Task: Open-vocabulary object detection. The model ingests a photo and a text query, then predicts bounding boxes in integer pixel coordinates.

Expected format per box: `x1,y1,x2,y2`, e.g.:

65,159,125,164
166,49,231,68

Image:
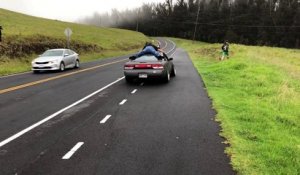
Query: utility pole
99,16,102,27
0,26,2,42
192,1,201,43
269,0,273,16
136,9,139,32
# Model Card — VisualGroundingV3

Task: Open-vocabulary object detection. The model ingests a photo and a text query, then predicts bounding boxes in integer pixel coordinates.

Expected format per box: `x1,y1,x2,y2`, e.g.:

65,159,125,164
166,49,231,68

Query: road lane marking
131,89,137,94
100,115,112,124
0,77,124,148
140,82,144,86
0,59,127,95
62,142,84,160
119,99,127,105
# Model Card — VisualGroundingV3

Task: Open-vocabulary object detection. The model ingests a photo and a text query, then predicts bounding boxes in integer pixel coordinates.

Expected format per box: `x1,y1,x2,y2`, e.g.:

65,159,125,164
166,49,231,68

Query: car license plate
139,74,148,78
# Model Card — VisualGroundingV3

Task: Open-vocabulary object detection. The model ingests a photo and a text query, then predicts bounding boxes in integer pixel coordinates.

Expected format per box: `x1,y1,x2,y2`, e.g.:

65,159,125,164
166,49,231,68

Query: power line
151,19,300,28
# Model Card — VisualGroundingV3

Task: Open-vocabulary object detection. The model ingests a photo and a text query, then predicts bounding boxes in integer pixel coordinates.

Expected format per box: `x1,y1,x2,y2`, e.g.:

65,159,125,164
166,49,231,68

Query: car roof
46,49,67,51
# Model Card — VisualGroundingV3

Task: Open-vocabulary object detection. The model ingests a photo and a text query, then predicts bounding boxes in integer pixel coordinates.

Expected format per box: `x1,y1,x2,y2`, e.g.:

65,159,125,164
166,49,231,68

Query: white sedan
31,49,80,73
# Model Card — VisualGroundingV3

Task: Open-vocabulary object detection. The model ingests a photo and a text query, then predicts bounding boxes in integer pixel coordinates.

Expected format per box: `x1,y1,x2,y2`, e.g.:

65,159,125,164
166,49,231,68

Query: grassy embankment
0,8,149,75
173,38,300,175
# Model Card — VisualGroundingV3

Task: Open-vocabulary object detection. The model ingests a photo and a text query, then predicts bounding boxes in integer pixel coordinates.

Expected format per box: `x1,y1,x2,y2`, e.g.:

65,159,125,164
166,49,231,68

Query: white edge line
100,115,112,124
0,77,125,148
62,142,84,159
119,99,127,105
131,89,137,94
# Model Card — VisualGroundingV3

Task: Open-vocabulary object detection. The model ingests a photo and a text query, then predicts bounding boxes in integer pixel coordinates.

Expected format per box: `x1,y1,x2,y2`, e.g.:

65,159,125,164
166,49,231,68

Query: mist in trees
78,0,300,48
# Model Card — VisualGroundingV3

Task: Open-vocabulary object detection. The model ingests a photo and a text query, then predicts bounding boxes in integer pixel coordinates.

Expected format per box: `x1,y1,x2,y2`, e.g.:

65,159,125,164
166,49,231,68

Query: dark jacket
222,43,229,52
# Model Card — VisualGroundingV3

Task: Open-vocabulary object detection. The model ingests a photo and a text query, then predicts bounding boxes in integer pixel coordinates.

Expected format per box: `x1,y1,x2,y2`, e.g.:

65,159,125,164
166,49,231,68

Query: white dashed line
100,115,112,124
140,82,144,86
62,142,84,160
131,89,137,94
119,99,127,105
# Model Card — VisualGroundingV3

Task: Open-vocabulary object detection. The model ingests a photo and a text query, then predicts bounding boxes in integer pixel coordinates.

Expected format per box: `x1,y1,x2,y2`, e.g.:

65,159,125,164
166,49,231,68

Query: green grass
0,8,149,75
173,38,300,175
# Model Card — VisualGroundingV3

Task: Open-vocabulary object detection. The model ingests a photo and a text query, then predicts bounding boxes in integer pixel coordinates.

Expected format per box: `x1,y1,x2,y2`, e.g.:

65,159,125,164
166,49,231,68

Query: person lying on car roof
135,41,164,58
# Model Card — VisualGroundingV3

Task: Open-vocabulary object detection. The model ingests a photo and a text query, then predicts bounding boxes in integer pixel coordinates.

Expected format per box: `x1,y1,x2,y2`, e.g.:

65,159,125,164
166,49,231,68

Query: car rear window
134,55,158,62
41,50,64,57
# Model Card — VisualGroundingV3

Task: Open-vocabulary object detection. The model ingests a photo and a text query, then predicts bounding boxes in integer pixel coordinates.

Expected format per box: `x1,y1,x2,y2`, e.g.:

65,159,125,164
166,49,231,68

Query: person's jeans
136,46,160,58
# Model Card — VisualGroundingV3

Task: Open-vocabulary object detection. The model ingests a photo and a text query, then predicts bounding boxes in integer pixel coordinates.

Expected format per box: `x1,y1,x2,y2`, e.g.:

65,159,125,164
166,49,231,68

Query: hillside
174,38,300,175
0,8,148,75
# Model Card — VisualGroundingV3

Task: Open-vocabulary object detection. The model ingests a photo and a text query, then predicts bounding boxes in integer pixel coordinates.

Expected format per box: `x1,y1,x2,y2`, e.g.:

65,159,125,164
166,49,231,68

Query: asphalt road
0,38,234,175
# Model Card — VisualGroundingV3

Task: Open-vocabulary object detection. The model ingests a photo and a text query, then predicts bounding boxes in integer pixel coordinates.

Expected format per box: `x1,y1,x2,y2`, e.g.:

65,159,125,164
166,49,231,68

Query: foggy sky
0,0,164,22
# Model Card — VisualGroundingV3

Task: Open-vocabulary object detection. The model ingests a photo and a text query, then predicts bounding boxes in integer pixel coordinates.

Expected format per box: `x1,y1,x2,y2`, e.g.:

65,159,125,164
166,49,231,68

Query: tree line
78,0,300,48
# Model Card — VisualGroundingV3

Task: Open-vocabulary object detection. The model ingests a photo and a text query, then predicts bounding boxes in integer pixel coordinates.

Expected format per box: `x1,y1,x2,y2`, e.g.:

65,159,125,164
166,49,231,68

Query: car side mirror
64,54,69,57
168,58,173,61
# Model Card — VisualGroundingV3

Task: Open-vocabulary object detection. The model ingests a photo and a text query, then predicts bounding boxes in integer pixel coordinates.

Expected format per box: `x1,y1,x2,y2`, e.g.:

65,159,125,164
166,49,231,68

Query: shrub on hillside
0,35,102,58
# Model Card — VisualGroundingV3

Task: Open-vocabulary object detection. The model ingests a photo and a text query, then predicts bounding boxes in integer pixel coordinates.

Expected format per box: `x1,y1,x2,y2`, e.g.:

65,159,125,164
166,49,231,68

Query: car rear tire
59,62,65,72
125,76,134,83
171,66,176,77
33,70,39,74
162,71,170,83
74,60,80,69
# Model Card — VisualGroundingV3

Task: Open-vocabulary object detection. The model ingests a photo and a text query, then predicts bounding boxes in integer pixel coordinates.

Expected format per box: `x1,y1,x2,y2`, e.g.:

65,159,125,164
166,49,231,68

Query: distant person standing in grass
220,41,229,60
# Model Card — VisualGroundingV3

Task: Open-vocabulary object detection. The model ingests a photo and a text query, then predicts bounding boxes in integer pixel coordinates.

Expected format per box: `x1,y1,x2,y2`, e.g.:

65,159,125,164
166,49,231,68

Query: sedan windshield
134,55,159,62
41,50,64,57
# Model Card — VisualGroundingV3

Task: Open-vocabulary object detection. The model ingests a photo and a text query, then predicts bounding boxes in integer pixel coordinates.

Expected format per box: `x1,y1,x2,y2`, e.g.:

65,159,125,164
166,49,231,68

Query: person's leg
221,51,225,60
136,47,152,57
225,52,229,59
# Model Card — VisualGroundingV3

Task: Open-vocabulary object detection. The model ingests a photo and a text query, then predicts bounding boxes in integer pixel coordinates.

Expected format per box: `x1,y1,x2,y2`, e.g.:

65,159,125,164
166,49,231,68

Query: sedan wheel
59,62,65,72
163,71,170,83
125,76,133,83
171,66,176,77
75,60,80,68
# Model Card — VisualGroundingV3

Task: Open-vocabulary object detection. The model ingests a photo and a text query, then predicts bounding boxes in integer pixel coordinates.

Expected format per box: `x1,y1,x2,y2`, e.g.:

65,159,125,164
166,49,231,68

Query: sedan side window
66,50,72,55
69,50,74,55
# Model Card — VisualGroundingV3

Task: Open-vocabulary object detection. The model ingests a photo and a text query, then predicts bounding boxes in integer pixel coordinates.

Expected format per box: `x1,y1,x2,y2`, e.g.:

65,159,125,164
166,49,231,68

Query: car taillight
135,64,152,68
124,65,134,70
152,64,164,69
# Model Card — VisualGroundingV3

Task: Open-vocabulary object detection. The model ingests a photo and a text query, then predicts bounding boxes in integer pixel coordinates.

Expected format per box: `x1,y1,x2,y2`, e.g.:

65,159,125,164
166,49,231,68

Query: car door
68,50,77,67
64,50,73,68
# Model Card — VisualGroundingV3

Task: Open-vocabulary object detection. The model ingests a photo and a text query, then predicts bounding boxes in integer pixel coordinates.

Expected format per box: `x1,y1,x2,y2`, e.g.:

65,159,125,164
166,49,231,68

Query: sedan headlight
49,60,60,64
